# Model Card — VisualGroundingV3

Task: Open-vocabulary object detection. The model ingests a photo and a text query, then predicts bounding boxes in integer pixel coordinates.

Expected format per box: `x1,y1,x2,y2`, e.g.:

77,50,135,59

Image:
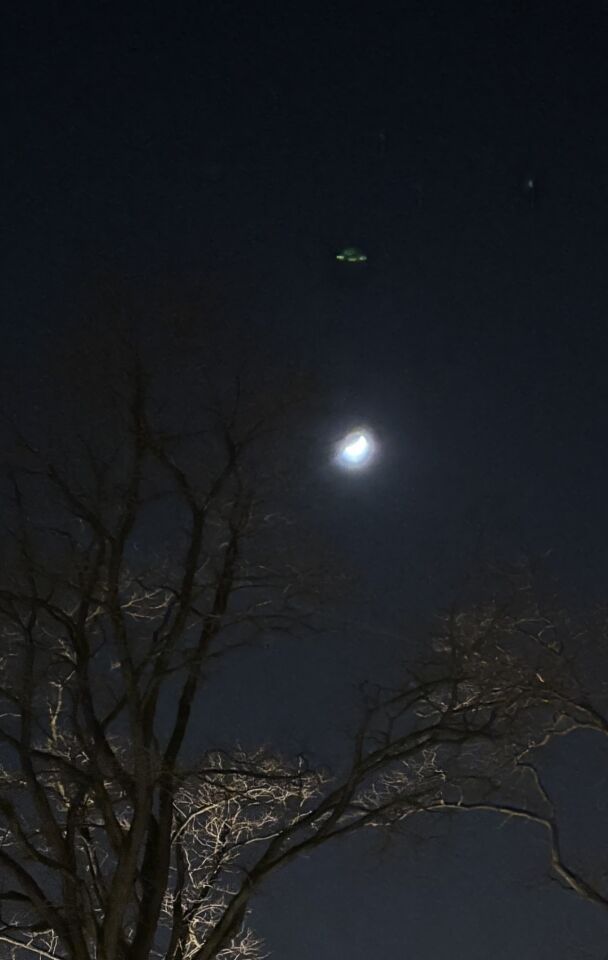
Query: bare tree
424,573,608,911
0,370,606,960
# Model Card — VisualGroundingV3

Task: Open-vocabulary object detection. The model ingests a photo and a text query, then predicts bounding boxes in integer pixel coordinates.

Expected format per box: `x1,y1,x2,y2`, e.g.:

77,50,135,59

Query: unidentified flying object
336,246,368,264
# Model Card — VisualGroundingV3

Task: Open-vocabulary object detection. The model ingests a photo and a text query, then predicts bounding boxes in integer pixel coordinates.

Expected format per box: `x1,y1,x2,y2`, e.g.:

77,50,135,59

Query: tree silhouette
0,364,606,960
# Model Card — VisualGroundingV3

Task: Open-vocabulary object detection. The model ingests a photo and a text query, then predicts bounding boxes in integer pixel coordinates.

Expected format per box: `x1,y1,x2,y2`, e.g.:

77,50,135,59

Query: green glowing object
336,246,368,264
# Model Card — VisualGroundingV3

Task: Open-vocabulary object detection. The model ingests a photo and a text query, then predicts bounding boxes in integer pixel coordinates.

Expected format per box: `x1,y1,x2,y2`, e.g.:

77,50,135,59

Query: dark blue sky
3,1,608,957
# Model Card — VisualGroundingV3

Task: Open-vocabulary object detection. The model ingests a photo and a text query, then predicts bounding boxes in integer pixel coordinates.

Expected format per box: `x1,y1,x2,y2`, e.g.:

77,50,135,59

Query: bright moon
343,434,369,461
336,429,376,469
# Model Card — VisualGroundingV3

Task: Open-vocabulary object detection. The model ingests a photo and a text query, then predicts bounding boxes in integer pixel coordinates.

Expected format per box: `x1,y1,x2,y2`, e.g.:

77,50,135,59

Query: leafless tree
0,368,606,960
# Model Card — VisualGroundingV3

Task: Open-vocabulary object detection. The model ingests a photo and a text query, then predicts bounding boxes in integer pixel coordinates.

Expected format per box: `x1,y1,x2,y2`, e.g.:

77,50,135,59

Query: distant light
336,246,368,264
335,428,376,470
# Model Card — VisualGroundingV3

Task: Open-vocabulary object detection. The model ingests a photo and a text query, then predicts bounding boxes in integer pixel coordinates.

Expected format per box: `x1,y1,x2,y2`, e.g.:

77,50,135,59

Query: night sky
3,2,608,957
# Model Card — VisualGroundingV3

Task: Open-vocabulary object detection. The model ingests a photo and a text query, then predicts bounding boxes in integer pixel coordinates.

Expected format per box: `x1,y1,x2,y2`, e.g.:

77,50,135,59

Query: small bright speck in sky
335,429,376,470
336,246,368,264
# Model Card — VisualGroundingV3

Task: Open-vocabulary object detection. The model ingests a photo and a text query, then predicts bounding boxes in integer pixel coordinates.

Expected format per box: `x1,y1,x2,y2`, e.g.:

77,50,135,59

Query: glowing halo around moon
335,428,377,470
